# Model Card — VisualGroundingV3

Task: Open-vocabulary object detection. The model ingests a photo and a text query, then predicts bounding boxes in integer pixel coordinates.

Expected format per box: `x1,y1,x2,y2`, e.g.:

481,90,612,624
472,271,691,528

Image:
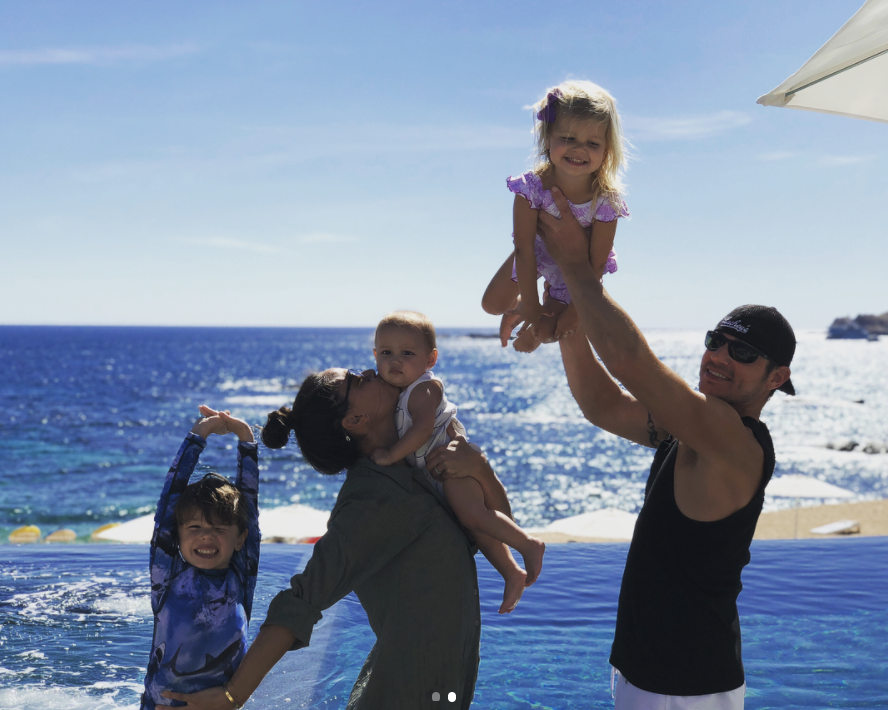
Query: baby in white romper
370,311,545,613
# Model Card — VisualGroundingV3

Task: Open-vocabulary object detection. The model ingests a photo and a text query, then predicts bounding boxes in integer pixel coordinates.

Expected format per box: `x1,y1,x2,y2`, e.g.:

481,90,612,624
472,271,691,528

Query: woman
160,368,512,710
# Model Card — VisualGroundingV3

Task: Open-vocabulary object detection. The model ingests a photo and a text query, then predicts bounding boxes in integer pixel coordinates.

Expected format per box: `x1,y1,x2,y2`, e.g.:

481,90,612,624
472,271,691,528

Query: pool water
1,538,886,709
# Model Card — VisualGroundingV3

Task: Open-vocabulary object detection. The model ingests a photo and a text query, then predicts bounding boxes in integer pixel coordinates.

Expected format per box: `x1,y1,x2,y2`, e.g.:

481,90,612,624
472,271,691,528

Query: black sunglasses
704,331,771,365
342,369,368,405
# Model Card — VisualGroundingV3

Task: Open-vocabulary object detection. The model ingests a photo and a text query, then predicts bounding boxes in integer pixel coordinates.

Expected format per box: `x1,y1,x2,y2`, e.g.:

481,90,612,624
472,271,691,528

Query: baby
370,311,544,612
143,406,259,710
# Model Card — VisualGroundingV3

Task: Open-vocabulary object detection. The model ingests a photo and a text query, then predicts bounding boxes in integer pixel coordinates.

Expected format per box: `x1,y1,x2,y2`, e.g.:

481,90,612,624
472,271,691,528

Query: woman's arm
158,625,296,710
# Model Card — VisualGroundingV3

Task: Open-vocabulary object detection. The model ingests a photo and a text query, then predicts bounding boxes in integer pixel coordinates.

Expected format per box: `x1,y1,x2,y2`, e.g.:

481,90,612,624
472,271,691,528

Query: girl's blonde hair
532,80,627,213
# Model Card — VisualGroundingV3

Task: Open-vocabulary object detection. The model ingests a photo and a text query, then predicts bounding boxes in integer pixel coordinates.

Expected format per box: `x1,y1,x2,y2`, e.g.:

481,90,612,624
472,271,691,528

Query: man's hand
537,187,594,272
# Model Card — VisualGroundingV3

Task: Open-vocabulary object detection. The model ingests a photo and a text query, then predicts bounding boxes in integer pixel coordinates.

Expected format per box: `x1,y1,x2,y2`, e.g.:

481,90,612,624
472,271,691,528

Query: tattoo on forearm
646,413,660,447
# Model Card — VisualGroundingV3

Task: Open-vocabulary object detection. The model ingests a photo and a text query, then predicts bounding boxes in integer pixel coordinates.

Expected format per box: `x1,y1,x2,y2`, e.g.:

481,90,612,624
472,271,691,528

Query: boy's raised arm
150,431,206,610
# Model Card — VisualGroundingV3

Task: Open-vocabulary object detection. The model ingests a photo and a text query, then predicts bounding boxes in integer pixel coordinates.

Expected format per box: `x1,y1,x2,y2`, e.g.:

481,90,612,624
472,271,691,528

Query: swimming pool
1,538,886,709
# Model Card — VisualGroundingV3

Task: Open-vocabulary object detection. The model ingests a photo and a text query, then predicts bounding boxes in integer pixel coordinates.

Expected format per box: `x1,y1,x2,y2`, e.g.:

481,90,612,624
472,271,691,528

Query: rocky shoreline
828,311,888,339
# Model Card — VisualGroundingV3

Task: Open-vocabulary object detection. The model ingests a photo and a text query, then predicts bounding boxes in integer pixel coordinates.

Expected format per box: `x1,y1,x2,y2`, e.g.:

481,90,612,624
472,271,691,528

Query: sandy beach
532,499,888,543
753,499,888,539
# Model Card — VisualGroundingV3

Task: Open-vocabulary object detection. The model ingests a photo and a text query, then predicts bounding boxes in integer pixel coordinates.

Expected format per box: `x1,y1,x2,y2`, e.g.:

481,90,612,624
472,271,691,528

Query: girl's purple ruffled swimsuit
508,171,629,304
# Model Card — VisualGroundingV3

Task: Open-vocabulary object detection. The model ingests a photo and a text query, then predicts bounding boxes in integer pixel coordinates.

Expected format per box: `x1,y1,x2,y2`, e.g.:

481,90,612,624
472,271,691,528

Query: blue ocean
1,326,887,708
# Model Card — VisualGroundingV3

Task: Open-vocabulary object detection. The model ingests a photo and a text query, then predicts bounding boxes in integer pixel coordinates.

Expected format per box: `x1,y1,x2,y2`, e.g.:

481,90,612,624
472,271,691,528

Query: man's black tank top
609,417,775,696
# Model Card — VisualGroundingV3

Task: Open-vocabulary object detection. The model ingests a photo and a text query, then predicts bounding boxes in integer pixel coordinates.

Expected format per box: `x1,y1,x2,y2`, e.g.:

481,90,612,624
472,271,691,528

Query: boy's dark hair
174,473,248,533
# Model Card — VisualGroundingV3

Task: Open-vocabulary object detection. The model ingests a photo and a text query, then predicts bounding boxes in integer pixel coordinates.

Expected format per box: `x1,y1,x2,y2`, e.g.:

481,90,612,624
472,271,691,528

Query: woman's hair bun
261,406,295,449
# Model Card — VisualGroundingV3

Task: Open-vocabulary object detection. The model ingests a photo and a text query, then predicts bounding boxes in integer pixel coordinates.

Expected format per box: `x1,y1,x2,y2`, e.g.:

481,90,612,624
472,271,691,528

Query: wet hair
375,310,437,352
174,474,248,533
262,371,360,475
532,80,628,214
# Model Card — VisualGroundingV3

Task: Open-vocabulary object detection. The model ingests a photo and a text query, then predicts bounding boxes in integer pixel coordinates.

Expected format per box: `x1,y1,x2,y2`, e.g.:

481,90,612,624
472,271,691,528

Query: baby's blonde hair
532,80,627,213
375,311,437,352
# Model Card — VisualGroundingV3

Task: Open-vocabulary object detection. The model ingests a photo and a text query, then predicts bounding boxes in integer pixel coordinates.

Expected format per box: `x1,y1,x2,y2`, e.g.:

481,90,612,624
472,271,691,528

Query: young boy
370,311,544,613
141,406,259,710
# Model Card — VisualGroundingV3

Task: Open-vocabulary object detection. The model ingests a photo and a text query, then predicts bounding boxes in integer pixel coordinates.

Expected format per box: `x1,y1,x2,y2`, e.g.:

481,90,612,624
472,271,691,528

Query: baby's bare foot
522,538,546,586
499,566,527,614
512,327,541,353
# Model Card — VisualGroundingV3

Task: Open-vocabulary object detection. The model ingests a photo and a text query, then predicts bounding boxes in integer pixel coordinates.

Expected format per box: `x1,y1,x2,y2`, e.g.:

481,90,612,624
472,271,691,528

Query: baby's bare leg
445,476,545,586
473,532,527,614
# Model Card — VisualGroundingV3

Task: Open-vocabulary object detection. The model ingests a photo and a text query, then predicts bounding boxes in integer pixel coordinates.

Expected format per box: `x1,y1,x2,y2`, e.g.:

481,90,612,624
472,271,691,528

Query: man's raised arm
539,187,748,460
559,330,668,448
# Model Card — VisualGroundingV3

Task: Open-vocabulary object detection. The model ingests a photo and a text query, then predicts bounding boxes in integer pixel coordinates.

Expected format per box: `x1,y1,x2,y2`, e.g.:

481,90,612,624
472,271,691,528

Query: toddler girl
370,311,545,613
482,80,630,352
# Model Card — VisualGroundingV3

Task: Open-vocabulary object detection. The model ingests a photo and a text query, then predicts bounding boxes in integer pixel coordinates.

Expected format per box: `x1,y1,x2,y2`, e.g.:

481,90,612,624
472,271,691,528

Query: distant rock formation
827,311,888,339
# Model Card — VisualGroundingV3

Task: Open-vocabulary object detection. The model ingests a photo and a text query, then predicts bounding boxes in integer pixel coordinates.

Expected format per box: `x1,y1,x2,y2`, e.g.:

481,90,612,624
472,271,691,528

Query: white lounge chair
809,520,859,536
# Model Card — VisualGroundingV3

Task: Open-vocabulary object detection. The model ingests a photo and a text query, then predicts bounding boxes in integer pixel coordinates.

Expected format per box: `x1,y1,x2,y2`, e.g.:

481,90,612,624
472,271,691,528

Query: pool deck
532,499,888,543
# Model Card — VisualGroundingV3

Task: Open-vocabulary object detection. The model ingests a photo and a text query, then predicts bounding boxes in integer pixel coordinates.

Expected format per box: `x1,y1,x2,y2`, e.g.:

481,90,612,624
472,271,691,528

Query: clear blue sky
1,0,885,329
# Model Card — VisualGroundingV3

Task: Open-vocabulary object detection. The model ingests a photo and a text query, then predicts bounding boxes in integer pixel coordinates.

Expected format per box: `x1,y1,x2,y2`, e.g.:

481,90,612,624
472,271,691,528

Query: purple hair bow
536,89,562,123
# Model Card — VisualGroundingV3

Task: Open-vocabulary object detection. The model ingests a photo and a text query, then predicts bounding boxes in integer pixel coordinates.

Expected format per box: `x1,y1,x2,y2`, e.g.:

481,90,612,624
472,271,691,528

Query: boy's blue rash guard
141,433,260,710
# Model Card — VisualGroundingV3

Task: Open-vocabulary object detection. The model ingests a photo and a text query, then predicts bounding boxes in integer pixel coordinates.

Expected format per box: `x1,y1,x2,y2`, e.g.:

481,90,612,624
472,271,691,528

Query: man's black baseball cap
714,305,796,395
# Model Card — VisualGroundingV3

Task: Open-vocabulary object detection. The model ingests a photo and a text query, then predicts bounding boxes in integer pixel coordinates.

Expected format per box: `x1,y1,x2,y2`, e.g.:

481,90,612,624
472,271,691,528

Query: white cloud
0,44,197,67
625,111,751,140
758,151,796,161
820,155,875,166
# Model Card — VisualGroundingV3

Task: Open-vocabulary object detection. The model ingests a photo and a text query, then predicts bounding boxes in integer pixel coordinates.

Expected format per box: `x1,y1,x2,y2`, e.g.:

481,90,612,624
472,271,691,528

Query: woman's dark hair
261,371,361,475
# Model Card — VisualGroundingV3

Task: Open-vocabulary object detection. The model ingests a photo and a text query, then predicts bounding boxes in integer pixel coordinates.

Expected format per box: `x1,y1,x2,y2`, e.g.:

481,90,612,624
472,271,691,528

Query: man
538,187,795,708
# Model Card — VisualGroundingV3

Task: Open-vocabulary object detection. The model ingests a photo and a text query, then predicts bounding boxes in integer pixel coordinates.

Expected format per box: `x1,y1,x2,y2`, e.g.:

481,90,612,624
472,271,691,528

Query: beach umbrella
766,475,855,538
538,507,638,541
92,504,330,544
757,0,888,123
257,504,330,543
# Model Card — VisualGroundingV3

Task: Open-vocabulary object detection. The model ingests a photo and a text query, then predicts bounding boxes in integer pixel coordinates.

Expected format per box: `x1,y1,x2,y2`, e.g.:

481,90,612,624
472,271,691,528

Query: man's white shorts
613,670,745,710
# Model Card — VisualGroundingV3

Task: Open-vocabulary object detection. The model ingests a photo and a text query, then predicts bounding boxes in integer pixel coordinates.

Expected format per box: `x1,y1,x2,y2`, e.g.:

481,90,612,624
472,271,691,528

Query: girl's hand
158,687,231,709
371,448,395,466
425,436,487,483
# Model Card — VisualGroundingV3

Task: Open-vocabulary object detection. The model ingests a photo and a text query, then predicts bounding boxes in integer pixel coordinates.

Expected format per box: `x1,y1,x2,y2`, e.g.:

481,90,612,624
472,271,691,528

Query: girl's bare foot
553,306,579,340
535,314,560,344
512,327,541,353
499,566,527,614
522,537,546,586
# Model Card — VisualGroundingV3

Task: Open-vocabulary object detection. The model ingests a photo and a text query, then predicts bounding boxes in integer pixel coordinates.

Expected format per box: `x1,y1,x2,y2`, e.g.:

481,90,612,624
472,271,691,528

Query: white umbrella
258,504,329,543
92,504,330,544
766,474,855,538
757,0,888,123
535,507,638,541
